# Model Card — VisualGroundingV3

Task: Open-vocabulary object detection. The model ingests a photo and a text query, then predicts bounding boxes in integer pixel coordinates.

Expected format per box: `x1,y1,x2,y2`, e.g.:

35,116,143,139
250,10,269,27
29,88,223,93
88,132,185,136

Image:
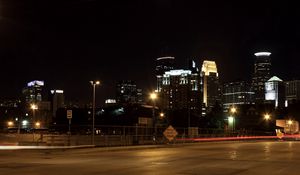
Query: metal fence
0,125,276,146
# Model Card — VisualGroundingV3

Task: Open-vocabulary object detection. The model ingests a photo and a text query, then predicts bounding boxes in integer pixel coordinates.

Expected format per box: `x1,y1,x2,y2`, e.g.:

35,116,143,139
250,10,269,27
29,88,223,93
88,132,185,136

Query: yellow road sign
163,125,178,141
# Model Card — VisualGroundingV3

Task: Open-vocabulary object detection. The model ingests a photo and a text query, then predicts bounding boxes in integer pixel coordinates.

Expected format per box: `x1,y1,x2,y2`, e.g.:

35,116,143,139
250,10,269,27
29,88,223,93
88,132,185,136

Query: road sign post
67,110,72,146
163,125,178,142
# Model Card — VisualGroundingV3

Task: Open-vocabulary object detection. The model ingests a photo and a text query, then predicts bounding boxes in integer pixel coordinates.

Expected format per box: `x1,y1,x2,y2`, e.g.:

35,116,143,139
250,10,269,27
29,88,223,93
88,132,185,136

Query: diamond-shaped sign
163,125,178,141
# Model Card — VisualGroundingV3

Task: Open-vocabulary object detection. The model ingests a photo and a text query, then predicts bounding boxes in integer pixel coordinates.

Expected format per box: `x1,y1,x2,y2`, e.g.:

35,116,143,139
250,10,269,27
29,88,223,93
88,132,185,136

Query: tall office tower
116,80,138,104
160,69,202,117
252,52,272,103
22,80,45,103
49,90,65,117
285,80,300,104
155,56,175,92
265,76,285,108
222,81,255,111
201,60,220,110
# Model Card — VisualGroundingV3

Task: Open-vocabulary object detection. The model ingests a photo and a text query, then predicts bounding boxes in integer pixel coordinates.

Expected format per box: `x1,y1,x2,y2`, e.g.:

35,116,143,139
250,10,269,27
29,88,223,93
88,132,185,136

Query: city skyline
0,1,300,104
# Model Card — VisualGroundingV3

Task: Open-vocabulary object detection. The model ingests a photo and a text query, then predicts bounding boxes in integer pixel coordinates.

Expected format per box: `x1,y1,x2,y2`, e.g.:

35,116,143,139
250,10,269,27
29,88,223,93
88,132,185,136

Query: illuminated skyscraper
156,56,175,92
252,52,272,103
22,80,45,103
160,68,202,127
49,90,65,117
201,60,220,110
265,76,285,108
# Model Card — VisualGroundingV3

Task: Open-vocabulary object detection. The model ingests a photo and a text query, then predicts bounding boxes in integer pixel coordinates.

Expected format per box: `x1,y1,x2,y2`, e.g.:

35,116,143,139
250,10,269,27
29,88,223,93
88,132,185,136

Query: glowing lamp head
35,122,41,127
150,92,157,100
31,104,38,110
160,113,164,118
230,107,237,114
288,120,293,125
264,114,271,120
7,121,13,127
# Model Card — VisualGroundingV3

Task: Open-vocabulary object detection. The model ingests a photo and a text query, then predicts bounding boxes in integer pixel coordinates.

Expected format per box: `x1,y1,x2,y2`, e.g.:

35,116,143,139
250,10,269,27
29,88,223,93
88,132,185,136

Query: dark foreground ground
1,141,300,175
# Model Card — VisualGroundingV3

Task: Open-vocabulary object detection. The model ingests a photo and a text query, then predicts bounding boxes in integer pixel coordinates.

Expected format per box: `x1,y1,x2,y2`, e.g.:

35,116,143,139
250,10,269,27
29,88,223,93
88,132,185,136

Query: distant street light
31,104,38,127
230,107,237,114
7,121,14,127
35,122,41,128
159,112,164,119
228,107,237,132
264,114,271,121
90,80,100,145
288,120,293,134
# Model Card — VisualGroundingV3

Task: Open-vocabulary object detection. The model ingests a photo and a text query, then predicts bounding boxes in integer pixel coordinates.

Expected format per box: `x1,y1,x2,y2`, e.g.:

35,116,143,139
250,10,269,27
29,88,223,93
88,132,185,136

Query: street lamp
159,112,164,119
90,80,100,145
7,121,14,128
228,107,237,132
31,104,38,127
264,114,271,121
35,122,41,129
288,120,293,134
149,92,157,141
230,107,237,114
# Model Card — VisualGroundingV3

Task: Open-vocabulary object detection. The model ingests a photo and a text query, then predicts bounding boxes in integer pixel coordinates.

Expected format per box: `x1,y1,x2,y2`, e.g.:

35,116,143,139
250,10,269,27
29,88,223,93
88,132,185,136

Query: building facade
201,60,221,111
222,81,255,111
160,69,202,112
156,56,175,92
22,80,45,103
49,90,65,117
116,80,141,104
252,52,272,103
265,76,285,108
285,80,300,104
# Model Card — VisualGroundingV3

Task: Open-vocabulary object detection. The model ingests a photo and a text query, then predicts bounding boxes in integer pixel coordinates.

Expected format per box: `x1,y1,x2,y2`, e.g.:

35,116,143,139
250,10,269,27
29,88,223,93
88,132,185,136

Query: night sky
0,0,300,105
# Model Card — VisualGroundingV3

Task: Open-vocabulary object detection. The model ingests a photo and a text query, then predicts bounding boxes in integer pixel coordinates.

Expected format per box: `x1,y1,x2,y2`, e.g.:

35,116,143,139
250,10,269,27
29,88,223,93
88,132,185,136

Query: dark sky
0,0,300,105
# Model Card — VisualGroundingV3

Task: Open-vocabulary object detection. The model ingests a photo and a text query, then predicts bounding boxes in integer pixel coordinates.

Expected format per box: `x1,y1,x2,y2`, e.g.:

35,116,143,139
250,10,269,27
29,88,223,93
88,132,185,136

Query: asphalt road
1,141,300,175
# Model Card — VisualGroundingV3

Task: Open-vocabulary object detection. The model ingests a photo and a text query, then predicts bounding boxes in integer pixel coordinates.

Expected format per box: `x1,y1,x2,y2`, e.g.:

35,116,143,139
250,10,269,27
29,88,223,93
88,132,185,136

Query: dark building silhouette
49,90,65,117
285,80,300,104
116,80,142,104
222,81,255,111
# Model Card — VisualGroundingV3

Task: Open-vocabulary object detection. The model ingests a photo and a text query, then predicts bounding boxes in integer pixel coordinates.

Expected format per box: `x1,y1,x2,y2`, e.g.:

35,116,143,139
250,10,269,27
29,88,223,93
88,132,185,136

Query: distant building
222,81,255,111
116,80,142,104
265,76,285,108
105,99,117,107
201,60,221,111
22,80,45,103
156,56,175,92
285,80,300,104
49,90,65,117
252,52,272,103
160,69,202,113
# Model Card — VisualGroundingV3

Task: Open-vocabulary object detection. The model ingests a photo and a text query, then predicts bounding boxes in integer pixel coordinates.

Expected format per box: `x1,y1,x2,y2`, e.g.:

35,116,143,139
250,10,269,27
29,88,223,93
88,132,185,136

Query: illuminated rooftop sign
268,76,283,82
156,56,175,61
164,69,191,76
50,90,64,94
254,52,271,57
27,80,44,87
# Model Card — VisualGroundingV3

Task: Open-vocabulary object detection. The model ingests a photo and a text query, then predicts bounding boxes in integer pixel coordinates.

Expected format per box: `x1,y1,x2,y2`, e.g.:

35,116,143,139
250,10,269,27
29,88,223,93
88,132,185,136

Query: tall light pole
90,80,100,145
228,106,237,132
31,104,38,127
150,92,157,141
